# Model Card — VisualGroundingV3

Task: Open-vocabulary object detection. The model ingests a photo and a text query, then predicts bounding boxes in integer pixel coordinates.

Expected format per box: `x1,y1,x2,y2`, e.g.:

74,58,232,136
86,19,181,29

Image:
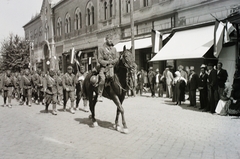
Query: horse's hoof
89,115,92,119
123,128,129,134
93,122,98,127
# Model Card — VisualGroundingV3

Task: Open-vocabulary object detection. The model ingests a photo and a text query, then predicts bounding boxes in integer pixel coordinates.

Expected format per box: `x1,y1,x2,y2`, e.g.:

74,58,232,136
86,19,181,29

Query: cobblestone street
0,94,240,159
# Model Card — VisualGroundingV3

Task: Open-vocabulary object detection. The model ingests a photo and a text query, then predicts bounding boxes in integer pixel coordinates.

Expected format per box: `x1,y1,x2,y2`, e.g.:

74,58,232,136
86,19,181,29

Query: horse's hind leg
89,93,98,127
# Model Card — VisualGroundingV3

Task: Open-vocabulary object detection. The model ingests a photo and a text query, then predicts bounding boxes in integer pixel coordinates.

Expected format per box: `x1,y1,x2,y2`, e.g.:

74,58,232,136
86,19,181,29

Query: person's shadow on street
74,118,115,130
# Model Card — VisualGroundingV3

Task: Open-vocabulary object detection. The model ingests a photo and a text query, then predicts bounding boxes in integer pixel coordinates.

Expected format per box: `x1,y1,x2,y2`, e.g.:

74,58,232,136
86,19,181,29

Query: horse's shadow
74,118,115,130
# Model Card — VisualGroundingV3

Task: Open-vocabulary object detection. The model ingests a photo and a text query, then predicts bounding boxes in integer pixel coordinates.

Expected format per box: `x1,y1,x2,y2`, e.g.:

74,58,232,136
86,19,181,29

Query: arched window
109,0,113,18
75,8,81,30
104,2,107,20
65,13,71,33
57,17,62,36
91,6,94,25
126,0,130,13
86,1,94,26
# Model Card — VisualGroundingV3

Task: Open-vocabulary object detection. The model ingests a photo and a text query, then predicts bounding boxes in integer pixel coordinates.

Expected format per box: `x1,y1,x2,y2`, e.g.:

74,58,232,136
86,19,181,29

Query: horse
82,46,136,133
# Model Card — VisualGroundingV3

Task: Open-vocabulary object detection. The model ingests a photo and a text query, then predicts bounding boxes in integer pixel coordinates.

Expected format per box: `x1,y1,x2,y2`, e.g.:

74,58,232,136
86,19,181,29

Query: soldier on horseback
97,34,119,102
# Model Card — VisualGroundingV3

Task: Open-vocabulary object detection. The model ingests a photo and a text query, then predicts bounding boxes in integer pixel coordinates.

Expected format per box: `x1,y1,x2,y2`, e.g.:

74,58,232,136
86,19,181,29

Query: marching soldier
32,70,39,104
21,68,33,107
56,70,63,105
45,70,58,115
1,70,14,107
75,65,88,112
62,66,76,114
13,72,21,100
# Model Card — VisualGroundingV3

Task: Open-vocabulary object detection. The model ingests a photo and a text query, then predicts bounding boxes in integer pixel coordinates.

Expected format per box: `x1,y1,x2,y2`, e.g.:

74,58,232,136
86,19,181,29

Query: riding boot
45,104,49,113
97,83,104,102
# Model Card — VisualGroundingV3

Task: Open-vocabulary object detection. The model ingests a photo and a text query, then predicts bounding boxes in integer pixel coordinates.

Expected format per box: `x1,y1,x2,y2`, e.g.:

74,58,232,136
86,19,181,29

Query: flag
70,47,75,64
74,59,80,66
151,29,162,54
88,57,92,65
224,21,236,44
214,20,225,57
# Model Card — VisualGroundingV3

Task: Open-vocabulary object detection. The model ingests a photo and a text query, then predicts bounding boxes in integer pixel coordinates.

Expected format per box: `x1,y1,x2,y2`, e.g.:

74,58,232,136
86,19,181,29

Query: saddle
90,65,114,87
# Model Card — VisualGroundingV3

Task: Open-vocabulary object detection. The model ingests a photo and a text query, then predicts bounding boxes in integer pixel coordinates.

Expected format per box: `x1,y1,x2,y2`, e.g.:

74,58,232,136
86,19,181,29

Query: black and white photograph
0,0,240,158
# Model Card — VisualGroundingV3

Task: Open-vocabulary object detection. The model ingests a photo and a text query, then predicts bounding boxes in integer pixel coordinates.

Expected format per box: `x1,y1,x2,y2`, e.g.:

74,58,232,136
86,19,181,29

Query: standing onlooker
155,69,164,97
136,68,144,96
1,70,14,107
148,67,156,97
206,63,218,113
163,67,174,98
178,65,188,81
217,62,228,101
198,64,208,110
172,71,187,105
143,69,148,93
188,66,199,107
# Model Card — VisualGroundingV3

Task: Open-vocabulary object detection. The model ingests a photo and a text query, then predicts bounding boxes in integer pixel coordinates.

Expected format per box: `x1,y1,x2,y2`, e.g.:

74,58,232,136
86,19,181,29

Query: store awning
150,25,214,61
115,34,170,52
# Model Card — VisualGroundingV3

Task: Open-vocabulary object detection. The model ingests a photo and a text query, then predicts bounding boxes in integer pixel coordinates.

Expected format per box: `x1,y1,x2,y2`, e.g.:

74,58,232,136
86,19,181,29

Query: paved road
0,94,240,159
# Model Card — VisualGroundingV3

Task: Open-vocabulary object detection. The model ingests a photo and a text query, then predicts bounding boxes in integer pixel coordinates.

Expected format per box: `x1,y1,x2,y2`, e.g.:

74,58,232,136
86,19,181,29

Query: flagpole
130,0,135,61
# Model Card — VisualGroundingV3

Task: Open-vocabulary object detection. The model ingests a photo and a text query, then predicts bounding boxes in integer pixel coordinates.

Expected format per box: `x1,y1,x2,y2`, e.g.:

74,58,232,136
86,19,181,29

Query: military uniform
1,73,14,107
56,73,63,105
21,73,33,106
13,73,21,100
62,67,76,113
32,72,40,103
45,72,58,115
98,42,119,100
75,69,88,111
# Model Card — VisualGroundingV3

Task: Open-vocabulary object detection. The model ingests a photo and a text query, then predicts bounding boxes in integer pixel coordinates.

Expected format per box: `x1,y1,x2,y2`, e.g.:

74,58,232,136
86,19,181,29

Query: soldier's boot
45,104,49,113
97,84,104,102
52,104,57,115
70,102,75,114
83,99,89,112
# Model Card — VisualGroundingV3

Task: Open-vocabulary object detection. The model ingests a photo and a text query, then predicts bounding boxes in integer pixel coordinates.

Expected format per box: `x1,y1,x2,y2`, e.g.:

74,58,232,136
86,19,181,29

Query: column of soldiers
0,66,88,115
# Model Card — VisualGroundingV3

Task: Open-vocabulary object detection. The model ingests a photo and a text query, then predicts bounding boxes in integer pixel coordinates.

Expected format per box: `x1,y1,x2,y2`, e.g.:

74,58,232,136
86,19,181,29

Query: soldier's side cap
200,64,206,68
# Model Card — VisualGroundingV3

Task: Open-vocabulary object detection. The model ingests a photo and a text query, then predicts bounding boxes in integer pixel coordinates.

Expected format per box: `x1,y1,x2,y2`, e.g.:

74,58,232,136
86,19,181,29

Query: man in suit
205,63,218,113
217,62,228,100
188,66,199,107
198,64,208,110
178,65,188,81
148,67,156,97
155,68,164,97
163,67,173,98
136,68,144,96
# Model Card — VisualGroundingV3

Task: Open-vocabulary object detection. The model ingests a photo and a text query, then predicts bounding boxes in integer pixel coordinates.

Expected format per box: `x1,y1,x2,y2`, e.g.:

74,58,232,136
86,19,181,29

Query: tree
0,34,30,72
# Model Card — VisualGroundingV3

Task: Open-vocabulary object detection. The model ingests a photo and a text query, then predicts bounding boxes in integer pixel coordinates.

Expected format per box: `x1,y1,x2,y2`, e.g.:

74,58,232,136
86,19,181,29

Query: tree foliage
0,34,30,72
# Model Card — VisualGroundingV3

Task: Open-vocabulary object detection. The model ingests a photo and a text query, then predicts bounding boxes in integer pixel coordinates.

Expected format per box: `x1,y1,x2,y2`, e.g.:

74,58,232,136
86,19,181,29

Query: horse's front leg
89,93,98,127
112,95,128,134
115,109,121,131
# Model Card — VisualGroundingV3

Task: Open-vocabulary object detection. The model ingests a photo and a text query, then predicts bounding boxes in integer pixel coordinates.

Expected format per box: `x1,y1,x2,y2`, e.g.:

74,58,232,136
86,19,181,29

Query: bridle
119,50,135,91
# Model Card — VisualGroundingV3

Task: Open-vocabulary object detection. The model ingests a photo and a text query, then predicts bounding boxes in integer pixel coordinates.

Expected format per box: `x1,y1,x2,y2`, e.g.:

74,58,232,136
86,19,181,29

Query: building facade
23,0,240,74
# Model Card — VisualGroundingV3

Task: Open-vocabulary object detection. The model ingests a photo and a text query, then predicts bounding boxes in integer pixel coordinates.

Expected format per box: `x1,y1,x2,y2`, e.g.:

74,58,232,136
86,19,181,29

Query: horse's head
120,46,136,71
119,46,136,90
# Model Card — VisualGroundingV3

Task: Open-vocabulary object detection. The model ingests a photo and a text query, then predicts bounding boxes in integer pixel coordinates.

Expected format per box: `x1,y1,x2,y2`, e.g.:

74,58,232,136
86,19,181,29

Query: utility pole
130,0,135,61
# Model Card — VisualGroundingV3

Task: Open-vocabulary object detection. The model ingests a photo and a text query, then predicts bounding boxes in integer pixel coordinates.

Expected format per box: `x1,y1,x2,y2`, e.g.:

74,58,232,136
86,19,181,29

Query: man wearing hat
178,65,188,81
198,64,208,110
62,66,76,114
163,67,174,98
21,68,33,107
56,70,63,105
75,65,88,112
188,66,199,107
205,63,218,113
1,69,14,107
155,68,163,97
148,67,156,97
97,34,119,102
216,62,228,100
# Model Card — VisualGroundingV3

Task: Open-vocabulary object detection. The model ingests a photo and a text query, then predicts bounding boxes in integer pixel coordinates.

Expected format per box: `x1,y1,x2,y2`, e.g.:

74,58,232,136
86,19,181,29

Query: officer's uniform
62,66,76,113
32,72,40,103
45,71,58,115
75,67,88,111
98,42,119,100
